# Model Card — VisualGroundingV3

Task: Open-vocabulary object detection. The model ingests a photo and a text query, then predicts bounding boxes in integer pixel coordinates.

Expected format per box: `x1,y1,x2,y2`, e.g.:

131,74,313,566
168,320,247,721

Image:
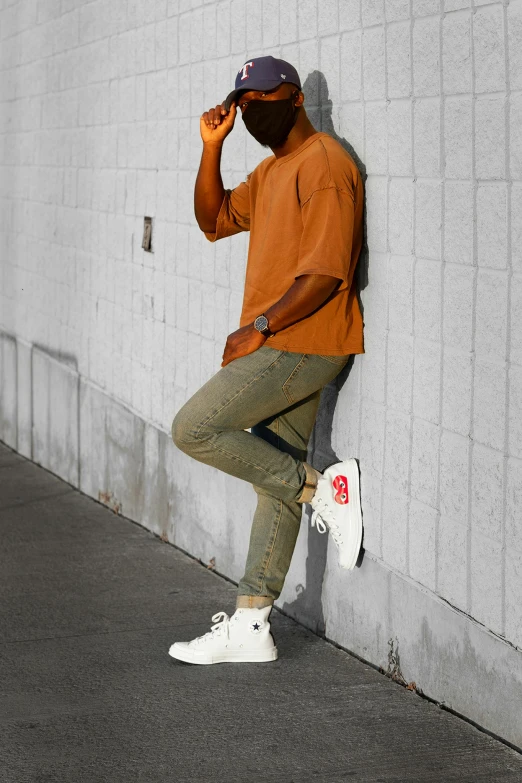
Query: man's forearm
264,274,341,335
222,274,342,367
194,142,225,232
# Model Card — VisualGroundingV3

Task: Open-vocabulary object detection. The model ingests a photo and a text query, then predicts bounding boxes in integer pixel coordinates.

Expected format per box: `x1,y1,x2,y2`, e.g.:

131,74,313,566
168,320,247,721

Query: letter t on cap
240,61,254,80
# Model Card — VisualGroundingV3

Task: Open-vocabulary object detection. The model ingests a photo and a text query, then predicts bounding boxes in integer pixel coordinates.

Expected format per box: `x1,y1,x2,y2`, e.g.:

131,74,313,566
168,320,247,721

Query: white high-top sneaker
168,605,278,664
310,458,363,570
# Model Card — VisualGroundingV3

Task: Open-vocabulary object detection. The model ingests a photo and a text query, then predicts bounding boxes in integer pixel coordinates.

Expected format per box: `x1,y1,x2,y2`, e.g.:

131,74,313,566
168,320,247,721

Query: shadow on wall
0,333,81,477
281,71,369,636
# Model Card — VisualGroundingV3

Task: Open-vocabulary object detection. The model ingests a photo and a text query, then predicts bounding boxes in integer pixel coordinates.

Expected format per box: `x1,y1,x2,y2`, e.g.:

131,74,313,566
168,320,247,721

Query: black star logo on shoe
253,622,260,630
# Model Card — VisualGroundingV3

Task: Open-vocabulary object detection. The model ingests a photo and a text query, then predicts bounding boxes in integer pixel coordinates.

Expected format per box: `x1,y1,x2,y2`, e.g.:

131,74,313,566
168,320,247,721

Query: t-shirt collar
273,131,326,166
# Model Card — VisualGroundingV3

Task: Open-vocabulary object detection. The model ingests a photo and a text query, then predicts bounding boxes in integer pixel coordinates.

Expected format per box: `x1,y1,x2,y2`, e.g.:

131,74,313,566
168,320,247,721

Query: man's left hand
221,324,267,367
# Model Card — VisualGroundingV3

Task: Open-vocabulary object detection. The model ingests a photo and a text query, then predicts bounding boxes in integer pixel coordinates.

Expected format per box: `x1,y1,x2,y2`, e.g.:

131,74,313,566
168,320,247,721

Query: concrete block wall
1,0,522,748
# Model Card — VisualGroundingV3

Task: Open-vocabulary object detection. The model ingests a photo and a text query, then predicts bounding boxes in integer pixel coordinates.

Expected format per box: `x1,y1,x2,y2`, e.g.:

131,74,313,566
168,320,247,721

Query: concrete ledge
1,336,521,750
32,347,79,487
16,339,32,459
321,551,522,749
0,333,17,449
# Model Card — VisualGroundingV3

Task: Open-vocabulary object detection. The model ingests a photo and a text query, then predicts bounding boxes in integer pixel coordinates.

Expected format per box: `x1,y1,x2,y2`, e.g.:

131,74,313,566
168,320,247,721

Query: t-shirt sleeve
295,185,355,285
203,175,251,242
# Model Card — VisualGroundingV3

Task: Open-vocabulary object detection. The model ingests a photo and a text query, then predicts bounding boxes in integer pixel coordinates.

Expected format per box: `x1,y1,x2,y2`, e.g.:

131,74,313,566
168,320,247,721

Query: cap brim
224,89,241,111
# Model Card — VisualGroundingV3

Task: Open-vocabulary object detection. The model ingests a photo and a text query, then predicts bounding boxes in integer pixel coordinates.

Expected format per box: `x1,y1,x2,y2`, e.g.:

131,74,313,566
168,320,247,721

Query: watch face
255,315,269,332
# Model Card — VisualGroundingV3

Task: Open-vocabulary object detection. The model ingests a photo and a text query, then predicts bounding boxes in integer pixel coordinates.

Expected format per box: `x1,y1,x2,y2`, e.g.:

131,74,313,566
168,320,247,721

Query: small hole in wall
142,216,152,252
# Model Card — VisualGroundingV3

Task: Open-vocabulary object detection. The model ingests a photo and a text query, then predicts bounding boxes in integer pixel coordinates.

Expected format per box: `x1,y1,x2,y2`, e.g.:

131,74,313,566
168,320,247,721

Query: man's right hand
200,101,237,145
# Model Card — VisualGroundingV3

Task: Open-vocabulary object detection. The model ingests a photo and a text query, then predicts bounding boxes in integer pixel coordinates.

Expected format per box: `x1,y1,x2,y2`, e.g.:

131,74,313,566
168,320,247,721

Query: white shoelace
311,499,342,543
193,611,230,645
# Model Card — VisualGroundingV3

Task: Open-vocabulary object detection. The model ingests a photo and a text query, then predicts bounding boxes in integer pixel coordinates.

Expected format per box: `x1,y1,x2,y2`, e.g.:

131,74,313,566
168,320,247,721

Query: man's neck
270,113,319,159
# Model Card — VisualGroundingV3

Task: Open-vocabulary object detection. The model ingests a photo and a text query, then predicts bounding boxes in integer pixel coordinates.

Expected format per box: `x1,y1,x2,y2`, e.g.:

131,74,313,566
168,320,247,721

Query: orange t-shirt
204,131,364,356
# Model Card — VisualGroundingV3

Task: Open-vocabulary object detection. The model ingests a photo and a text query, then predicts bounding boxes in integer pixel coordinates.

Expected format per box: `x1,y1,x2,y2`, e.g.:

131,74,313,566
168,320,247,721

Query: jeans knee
171,407,197,452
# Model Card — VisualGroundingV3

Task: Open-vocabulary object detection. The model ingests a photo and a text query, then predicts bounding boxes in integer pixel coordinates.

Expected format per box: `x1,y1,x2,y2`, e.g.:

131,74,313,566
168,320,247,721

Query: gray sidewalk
1,441,521,783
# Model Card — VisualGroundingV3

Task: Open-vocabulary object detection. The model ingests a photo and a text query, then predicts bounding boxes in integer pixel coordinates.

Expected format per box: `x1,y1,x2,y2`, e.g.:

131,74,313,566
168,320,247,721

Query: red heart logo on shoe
332,475,349,504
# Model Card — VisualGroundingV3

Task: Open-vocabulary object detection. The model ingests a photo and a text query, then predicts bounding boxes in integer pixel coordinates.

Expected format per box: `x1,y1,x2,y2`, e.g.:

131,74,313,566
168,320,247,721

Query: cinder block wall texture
1,0,522,748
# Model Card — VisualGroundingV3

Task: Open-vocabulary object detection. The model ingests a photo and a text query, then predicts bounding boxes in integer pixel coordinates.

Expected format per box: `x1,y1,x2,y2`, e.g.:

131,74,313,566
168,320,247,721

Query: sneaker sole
335,458,363,570
168,644,278,665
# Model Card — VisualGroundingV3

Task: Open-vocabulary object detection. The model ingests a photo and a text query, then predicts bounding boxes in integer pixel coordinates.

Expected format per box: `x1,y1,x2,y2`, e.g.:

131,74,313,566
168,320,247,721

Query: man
168,56,364,665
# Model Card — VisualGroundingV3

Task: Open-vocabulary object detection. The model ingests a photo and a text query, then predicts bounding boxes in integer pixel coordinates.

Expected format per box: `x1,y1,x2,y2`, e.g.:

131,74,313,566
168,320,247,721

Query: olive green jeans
171,345,350,608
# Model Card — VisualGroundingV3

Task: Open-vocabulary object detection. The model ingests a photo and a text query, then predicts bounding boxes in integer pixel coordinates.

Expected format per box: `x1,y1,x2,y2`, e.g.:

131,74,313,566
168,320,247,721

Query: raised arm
194,101,237,233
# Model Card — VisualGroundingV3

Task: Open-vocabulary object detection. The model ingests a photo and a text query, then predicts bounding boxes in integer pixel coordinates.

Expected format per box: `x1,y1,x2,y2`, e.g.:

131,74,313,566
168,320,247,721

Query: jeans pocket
282,353,350,405
317,353,351,365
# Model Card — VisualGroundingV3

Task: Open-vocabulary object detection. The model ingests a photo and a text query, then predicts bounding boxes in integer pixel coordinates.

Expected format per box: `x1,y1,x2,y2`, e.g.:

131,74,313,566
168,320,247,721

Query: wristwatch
254,314,272,336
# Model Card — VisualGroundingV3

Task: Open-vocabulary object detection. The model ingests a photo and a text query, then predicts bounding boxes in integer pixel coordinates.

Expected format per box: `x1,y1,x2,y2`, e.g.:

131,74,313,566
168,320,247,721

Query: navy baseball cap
224,55,302,111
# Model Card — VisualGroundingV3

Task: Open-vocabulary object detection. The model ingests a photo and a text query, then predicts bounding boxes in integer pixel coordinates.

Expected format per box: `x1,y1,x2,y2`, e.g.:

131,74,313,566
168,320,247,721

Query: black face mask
241,92,300,148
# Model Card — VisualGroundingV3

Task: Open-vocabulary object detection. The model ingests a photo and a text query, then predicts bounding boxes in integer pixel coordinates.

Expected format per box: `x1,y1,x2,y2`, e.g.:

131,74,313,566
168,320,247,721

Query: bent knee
171,407,195,451
172,402,210,453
